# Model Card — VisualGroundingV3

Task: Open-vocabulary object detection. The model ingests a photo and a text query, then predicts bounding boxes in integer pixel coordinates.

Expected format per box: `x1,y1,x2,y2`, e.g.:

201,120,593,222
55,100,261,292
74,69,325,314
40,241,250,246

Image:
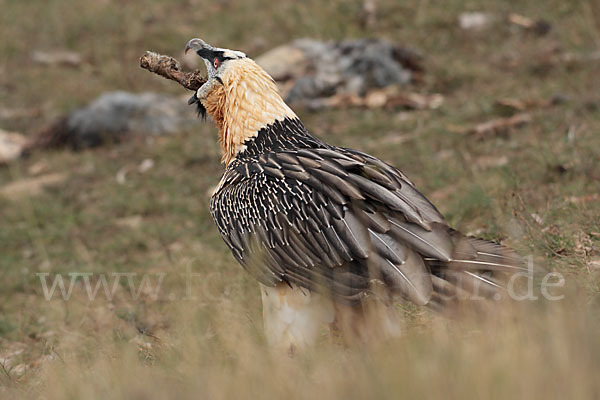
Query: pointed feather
369,230,407,265
388,219,453,261
346,173,428,228
310,168,364,200
370,250,432,306
331,210,370,259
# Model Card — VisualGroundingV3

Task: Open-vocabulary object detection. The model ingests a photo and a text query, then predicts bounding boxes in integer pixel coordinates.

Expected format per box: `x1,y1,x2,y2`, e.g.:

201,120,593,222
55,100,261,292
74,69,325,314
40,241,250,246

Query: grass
1,0,600,398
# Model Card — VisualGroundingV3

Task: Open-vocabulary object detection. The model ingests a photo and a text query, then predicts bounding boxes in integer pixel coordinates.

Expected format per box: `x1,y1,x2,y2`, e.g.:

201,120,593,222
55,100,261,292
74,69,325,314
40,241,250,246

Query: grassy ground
1,0,599,398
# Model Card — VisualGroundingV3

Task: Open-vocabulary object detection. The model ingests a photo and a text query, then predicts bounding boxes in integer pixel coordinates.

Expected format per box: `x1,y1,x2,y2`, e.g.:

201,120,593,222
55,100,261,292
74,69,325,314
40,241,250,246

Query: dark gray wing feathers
211,146,523,305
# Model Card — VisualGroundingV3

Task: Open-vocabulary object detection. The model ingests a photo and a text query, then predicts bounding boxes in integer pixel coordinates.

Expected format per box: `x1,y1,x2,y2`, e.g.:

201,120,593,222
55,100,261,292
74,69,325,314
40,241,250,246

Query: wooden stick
139,51,206,91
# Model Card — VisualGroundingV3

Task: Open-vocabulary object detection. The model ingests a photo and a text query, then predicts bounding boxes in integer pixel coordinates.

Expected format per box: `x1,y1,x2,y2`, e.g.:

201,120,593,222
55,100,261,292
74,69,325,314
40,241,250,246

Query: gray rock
67,91,198,147
36,91,199,149
257,38,421,106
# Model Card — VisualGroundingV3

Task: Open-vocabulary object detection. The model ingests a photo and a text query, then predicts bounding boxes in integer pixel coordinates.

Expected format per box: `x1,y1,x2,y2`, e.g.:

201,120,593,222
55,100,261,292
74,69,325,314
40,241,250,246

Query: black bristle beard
188,92,207,120
196,102,207,120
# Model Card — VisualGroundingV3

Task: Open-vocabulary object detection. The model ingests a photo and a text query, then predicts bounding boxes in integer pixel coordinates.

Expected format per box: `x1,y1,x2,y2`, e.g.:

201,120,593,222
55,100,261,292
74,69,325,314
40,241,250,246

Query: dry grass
1,0,599,398
4,285,600,399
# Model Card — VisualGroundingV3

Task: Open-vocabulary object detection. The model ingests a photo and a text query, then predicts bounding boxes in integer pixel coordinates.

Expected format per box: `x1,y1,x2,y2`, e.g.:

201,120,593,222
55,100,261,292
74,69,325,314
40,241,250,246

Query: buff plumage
202,58,296,164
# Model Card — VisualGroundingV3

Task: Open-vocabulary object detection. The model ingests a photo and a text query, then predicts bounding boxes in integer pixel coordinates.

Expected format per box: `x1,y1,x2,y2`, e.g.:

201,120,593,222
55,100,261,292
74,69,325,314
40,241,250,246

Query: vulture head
184,38,296,164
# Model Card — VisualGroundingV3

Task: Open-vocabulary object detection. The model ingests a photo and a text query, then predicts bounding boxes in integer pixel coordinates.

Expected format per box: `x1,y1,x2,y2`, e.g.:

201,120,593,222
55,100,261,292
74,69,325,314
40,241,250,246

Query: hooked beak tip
185,38,204,55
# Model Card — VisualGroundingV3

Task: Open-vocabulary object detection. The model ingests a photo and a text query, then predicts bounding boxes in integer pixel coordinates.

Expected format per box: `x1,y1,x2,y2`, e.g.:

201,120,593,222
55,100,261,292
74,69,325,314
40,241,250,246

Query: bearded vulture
183,38,524,351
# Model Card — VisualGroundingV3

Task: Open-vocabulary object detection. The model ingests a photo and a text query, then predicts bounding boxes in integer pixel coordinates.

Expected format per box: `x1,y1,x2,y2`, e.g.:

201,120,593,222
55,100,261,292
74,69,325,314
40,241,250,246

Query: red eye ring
213,58,219,68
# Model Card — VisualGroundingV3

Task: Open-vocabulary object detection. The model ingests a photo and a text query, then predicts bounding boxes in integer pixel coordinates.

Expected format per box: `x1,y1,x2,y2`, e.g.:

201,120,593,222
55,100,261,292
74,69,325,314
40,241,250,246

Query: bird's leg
260,283,335,353
329,297,403,346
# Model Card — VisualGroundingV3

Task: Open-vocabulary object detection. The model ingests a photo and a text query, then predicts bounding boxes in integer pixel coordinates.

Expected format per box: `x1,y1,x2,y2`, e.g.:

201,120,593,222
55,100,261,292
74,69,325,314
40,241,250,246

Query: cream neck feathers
201,58,296,165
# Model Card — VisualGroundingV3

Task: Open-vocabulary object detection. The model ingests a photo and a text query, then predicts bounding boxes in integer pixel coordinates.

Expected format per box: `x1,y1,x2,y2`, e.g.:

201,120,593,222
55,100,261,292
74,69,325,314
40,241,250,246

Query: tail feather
449,234,527,272
426,232,526,309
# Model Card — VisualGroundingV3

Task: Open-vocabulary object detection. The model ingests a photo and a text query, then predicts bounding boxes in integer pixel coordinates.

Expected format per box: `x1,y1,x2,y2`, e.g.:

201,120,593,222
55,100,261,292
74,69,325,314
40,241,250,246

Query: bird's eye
213,58,219,68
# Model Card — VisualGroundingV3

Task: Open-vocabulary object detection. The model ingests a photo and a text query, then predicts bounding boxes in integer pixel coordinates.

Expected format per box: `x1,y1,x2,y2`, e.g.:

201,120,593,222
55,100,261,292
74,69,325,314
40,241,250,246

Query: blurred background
1,0,599,398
